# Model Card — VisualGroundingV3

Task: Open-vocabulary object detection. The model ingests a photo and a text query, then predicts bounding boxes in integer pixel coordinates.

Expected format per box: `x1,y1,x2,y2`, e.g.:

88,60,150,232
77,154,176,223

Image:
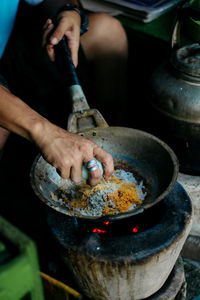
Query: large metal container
149,43,200,173
148,3,200,174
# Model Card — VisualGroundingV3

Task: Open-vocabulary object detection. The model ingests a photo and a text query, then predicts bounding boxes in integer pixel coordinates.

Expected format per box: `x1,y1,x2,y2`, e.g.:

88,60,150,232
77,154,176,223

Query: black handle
55,36,80,86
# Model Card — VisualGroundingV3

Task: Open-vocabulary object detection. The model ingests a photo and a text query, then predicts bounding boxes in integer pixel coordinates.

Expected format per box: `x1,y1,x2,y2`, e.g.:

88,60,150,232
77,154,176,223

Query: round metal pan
30,116,178,221
30,37,179,221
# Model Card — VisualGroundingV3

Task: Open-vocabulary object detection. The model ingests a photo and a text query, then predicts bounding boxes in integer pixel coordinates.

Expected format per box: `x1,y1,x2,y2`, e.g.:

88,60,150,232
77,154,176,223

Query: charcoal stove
46,182,192,300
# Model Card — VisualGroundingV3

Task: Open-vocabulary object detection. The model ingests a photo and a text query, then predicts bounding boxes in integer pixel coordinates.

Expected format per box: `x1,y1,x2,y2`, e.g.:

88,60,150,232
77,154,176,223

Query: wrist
55,3,88,35
29,117,51,144
57,9,81,26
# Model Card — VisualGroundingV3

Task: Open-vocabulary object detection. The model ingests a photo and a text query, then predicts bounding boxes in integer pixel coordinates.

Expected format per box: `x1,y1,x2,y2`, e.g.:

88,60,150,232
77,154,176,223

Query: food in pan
52,169,147,216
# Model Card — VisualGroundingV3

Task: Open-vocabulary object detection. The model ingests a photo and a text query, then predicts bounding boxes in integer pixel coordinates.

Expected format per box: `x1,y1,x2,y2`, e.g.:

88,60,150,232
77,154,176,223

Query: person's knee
81,13,128,61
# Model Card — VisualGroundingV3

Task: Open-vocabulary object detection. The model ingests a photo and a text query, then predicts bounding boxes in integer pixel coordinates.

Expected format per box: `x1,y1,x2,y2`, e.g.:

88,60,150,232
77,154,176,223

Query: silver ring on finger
88,165,99,173
86,159,97,169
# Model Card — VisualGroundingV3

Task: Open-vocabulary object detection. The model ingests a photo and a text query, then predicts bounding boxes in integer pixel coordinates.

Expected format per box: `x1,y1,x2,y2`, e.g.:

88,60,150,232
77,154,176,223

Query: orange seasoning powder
62,173,144,216
107,182,142,213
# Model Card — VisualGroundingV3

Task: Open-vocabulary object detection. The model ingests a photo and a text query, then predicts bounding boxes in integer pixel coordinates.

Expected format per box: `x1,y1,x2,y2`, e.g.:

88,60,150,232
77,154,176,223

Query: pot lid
171,43,200,78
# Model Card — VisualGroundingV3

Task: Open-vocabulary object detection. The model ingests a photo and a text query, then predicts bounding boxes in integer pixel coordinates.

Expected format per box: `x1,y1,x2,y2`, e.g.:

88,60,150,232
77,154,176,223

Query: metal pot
149,3,200,174
30,37,178,221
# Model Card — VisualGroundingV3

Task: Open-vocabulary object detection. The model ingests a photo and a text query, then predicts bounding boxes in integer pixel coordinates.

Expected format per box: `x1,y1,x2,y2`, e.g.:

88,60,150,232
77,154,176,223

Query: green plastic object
118,9,177,42
0,216,44,300
190,0,200,7
118,7,190,45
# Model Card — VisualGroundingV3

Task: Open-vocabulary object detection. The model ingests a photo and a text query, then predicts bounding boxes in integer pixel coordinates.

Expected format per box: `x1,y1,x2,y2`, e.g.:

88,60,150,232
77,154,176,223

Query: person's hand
42,10,81,66
32,121,114,186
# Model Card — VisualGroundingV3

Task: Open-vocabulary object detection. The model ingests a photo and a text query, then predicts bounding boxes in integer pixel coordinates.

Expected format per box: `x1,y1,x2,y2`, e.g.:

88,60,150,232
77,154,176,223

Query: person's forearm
0,86,48,142
42,0,80,17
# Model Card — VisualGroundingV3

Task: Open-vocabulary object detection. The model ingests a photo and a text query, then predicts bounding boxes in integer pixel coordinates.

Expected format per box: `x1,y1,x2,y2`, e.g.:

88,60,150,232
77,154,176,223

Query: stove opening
77,201,166,237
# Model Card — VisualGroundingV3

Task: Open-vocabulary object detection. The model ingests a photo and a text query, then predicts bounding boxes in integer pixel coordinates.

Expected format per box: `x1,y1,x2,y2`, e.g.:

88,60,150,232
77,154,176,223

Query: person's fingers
93,147,114,180
50,11,80,45
46,43,55,62
56,161,71,179
65,30,80,67
88,166,102,186
42,18,52,31
83,158,102,186
59,164,71,179
42,19,54,47
49,17,68,46
70,160,82,184
42,19,55,61
49,11,81,66
36,121,113,185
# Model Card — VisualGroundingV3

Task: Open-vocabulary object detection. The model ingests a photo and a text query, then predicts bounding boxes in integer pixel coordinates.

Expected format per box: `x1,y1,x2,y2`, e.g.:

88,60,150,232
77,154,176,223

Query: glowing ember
104,221,111,226
132,226,139,233
93,228,107,234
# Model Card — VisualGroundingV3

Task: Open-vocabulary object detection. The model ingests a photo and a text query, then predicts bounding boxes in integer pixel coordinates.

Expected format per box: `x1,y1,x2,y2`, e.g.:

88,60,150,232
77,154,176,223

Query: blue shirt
0,0,43,58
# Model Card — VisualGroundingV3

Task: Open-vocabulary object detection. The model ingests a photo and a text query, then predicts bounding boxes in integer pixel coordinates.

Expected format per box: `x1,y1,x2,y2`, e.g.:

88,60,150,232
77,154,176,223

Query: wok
30,37,179,221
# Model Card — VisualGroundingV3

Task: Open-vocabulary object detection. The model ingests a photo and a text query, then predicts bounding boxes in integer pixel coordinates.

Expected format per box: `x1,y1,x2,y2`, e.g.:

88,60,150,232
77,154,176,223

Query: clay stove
46,182,192,300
